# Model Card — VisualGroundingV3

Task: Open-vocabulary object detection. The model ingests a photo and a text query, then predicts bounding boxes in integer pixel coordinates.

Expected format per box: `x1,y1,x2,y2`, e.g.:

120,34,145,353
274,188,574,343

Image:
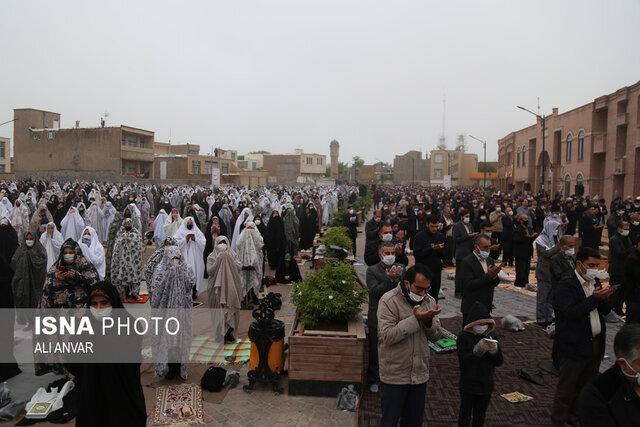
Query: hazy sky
1,0,639,164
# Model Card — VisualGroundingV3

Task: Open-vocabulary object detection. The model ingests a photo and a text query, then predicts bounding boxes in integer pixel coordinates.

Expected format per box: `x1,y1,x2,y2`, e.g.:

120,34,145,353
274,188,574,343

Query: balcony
617,112,629,127
591,132,607,154
121,145,154,162
614,158,626,175
594,96,608,111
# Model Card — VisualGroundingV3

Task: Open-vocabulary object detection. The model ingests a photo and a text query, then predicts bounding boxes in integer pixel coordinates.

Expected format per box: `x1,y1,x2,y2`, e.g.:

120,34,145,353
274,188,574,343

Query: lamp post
0,118,17,127
468,135,487,188
517,105,546,194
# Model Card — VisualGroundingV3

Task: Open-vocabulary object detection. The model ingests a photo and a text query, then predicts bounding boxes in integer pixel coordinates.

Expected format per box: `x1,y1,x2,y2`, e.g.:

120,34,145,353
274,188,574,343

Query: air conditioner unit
47,131,54,140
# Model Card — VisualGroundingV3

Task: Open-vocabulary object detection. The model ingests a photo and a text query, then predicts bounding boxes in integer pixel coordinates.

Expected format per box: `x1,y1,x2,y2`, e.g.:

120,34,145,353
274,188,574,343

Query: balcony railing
591,132,607,154
121,145,154,162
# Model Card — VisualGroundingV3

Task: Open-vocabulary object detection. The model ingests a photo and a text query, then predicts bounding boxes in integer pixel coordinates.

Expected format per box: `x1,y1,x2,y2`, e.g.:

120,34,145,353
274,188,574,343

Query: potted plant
319,226,353,260
288,262,368,396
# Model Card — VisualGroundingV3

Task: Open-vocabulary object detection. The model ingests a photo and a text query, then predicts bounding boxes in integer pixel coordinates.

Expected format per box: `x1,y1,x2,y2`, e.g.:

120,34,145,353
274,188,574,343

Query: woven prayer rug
188,336,251,365
151,383,204,426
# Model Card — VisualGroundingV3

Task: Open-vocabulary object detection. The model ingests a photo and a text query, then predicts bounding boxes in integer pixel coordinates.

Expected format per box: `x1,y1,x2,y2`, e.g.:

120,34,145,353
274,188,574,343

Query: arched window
522,146,526,167
564,175,572,197
576,173,584,187
566,133,573,162
578,130,585,160
516,148,521,167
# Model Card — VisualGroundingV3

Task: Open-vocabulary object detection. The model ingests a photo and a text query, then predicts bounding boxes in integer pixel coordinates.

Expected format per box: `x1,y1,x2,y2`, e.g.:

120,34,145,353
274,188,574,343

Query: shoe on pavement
369,383,379,393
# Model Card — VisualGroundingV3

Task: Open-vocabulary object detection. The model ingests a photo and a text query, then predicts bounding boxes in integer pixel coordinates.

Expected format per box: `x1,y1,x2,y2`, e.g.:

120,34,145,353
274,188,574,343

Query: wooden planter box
288,312,366,396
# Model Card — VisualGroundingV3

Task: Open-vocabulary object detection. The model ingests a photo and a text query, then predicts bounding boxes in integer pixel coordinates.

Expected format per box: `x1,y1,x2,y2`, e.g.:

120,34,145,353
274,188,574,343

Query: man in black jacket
458,235,501,326
609,222,633,317
413,215,446,301
579,204,603,250
513,214,536,288
550,235,576,286
343,205,359,255
453,210,478,298
577,324,640,427
552,247,615,427
364,221,393,266
624,241,640,324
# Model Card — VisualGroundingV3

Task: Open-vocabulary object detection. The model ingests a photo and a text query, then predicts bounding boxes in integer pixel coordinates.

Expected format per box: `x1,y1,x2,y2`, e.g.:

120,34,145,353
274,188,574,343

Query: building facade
237,152,266,171
428,149,478,186
262,152,326,184
393,150,430,185
0,137,10,173
497,81,640,202
13,108,154,179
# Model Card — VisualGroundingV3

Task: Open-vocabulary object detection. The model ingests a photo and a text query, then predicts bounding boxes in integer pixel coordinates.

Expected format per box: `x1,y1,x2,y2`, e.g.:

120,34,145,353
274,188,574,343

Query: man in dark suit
552,247,615,427
365,241,405,393
412,215,446,301
458,235,501,326
579,204,603,250
550,235,577,286
453,210,478,298
608,221,633,317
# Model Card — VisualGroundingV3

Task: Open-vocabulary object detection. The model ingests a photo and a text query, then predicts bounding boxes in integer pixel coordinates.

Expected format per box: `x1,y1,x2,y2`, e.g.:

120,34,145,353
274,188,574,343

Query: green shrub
320,226,353,256
292,262,368,329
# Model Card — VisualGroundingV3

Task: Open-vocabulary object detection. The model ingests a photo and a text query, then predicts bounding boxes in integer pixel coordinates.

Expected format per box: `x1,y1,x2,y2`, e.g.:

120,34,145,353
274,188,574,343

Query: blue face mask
479,250,490,259
81,237,91,246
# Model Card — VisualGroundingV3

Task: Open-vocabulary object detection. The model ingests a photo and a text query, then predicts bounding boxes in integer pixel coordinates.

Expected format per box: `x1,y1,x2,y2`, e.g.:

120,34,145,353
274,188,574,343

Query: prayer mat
123,293,150,304
151,384,204,426
428,327,457,354
189,337,251,365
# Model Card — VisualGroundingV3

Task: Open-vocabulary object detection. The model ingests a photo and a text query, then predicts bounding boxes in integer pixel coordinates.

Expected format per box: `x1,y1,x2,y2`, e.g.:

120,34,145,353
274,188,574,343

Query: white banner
443,175,452,188
211,168,220,186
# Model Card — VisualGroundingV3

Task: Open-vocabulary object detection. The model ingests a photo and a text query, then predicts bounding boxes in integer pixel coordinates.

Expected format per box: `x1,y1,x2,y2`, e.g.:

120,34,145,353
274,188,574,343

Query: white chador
173,216,207,294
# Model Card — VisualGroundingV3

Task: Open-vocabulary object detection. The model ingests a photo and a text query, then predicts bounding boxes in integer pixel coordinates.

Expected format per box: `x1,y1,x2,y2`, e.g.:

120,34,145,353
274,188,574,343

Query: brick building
0,137,10,173
262,151,326,184
497,80,640,202
429,148,478,186
393,150,430,185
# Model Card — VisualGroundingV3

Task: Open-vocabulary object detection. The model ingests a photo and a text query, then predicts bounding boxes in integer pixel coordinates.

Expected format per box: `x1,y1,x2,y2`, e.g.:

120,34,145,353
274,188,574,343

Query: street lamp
468,135,487,188
0,118,17,127
517,105,546,194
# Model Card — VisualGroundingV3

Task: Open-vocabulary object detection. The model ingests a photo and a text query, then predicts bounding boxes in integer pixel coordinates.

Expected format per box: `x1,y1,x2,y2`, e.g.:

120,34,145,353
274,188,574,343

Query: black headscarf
0,220,21,381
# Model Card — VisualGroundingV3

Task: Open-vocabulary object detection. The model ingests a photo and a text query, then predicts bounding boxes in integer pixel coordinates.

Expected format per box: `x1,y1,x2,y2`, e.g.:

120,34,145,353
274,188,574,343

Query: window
204,161,214,174
578,130,585,160
434,169,443,178
434,154,444,163
576,173,584,188
251,161,257,169
564,175,571,197
306,157,313,165
0,165,4,173
0,143,4,159
566,134,572,162
506,151,512,165
521,146,526,167
316,157,323,165
222,164,229,174
47,131,54,140
192,160,201,174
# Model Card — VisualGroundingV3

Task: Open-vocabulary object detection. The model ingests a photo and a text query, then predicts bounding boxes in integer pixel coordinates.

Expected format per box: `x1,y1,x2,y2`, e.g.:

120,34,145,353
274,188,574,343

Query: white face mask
480,215,486,220
382,254,396,266
217,243,228,251
634,221,640,226
382,233,393,242
621,359,640,386
63,254,75,264
25,239,35,247
472,324,488,334
463,217,470,224
583,268,601,281
90,306,112,319
564,248,575,257
621,230,630,236
255,219,261,225
495,207,501,212
409,291,425,303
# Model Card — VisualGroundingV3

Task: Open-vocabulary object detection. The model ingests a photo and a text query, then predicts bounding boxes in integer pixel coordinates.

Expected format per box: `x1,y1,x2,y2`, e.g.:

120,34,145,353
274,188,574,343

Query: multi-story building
154,143,267,187
237,152,266,171
13,108,154,179
429,149,478,186
0,137,10,173
497,80,640,202
350,162,393,184
262,151,326,184
393,150,430,185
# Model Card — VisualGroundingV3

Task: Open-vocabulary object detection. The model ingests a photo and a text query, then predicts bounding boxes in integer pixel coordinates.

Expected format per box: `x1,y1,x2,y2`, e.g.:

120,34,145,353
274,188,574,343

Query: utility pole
468,135,487,188
517,105,547,194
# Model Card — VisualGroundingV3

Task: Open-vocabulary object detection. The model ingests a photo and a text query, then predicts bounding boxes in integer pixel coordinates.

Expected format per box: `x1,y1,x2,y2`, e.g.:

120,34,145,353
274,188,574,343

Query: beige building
13,108,154,179
429,149,478,186
0,137,10,173
154,144,266,187
237,152,266,171
262,152,326,184
497,80,640,202
350,162,393,184
393,150,430,185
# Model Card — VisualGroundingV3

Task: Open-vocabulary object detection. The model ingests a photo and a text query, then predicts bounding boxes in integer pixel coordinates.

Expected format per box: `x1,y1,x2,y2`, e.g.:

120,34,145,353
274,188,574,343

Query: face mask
382,233,393,242
478,250,490,259
495,207,501,212
374,217,381,222
621,359,640,386
382,254,396,266
472,325,488,334
172,258,181,267
254,219,261,225
217,243,228,251
90,306,112,319
349,209,354,214
81,237,91,246
186,224,194,230
583,268,600,281
390,212,396,216
507,211,513,216
484,232,492,237
463,217,470,224
409,291,425,303
564,248,575,257
63,254,75,264
621,230,630,236
618,211,625,216
25,239,35,247
634,222,640,226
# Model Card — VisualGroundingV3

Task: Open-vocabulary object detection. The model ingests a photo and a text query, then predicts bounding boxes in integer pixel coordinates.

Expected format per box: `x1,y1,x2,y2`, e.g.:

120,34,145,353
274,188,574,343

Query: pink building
497,80,640,203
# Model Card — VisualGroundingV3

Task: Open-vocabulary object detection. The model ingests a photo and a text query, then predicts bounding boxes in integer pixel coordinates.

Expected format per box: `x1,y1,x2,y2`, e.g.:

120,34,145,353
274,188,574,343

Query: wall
263,154,301,184
393,151,429,184
0,137,10,173
299,153,326,175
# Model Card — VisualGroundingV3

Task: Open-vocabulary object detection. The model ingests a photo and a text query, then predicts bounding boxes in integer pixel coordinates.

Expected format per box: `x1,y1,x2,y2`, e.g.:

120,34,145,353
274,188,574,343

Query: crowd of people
2,179,640,425
365,185,640,426
0,180,355,426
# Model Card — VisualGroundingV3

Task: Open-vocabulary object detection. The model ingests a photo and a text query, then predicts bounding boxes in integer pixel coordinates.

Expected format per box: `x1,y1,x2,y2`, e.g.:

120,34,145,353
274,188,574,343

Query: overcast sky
1,0,639,164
